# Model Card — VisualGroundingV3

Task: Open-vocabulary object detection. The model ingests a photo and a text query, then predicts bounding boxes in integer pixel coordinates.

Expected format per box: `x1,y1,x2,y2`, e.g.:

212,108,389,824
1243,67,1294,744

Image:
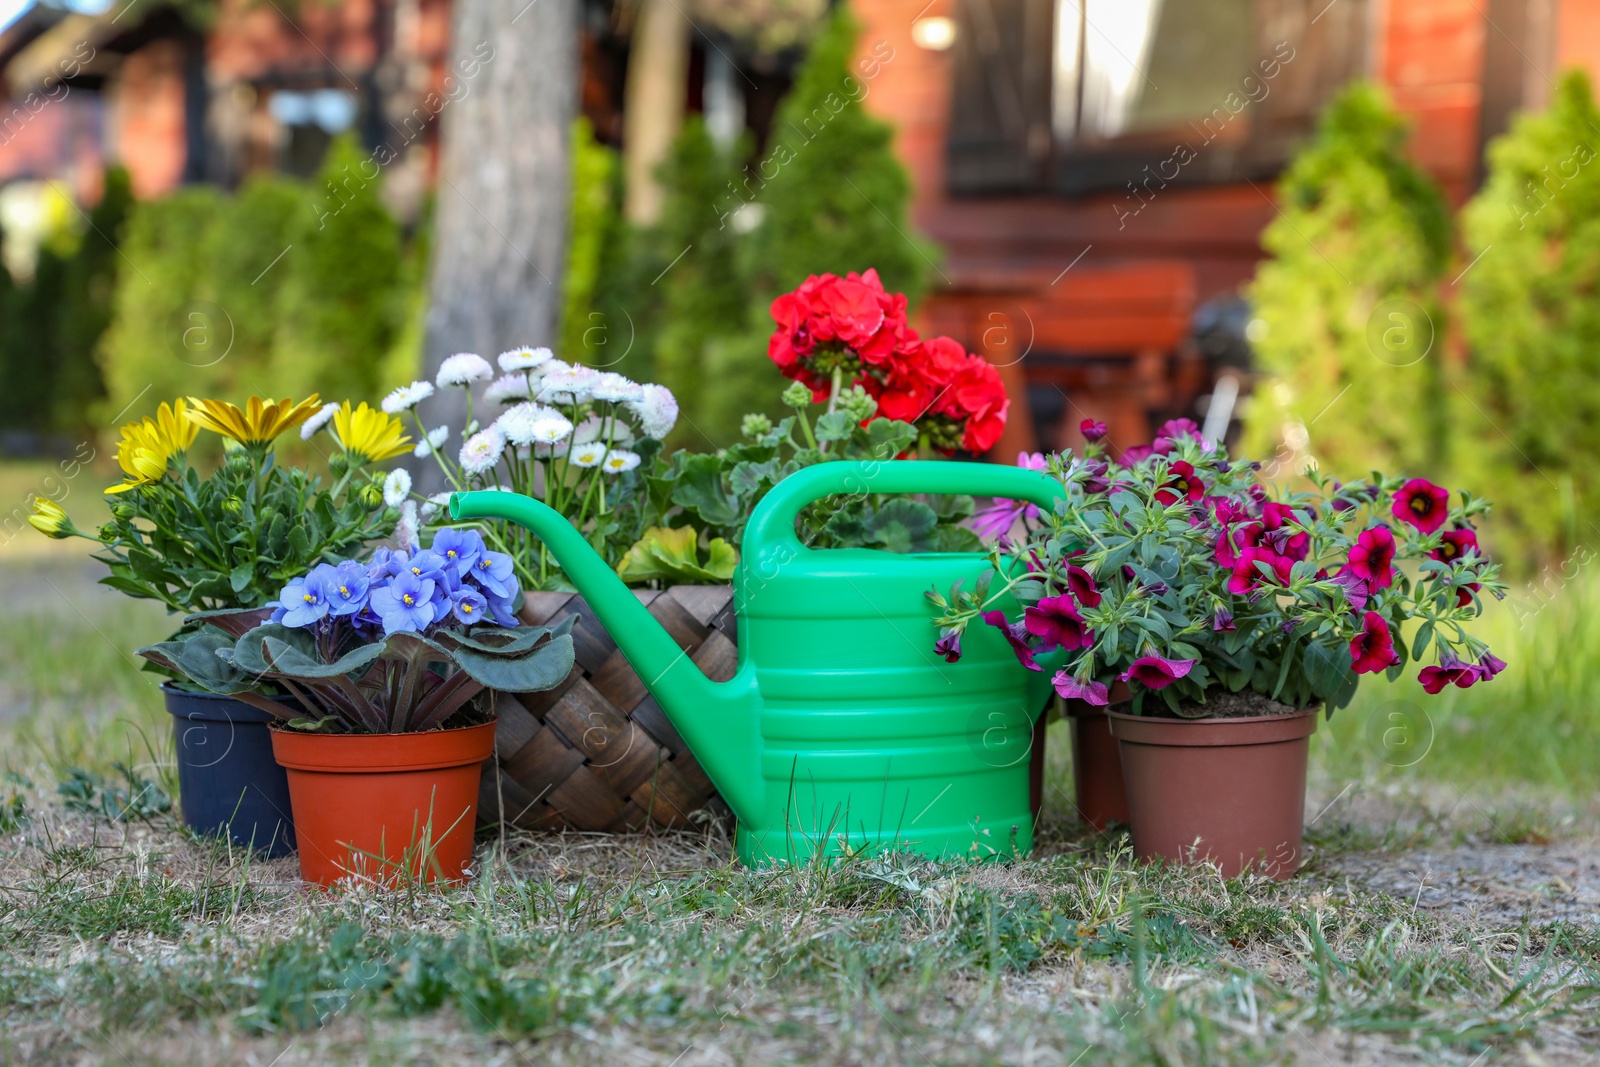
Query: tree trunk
420,0,578,489
622,0,690,225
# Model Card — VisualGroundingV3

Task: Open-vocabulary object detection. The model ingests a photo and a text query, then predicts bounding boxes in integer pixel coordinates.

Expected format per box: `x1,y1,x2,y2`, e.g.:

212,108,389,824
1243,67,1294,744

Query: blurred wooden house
0,0,1597,455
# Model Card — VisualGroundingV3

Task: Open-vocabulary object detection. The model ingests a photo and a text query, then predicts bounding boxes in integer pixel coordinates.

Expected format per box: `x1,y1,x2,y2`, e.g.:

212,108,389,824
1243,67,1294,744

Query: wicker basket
478,585,738,832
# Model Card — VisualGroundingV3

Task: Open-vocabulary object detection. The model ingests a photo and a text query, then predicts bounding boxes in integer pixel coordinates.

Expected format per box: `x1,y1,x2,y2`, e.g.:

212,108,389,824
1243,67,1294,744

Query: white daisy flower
590,372,644,403
600,449,641,475
494,402,563,446
533,441,569,459
498,346,554,372
571,414,635,446
483,373,534,405
629,383,678,439
436,352,494,388
419,491,453,522
300,402,340,441
459,427,506,476
537,365,599,405
382,467,412,507
382,380,435,415
413,425,449,458
569,442,608,468
527,414,574,445
396,500,419,551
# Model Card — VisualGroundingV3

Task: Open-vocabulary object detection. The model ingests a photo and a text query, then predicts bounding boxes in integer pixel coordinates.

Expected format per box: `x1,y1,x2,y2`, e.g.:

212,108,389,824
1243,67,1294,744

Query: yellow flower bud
27,498,73,539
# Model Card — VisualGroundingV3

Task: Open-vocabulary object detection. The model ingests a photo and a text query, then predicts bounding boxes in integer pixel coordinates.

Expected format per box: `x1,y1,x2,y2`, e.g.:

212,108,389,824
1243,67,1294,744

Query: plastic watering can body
452,460,1067,866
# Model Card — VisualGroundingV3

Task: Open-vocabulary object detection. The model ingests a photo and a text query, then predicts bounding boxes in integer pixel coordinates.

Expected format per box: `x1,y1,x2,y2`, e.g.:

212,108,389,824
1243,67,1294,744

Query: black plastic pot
163,683,296,857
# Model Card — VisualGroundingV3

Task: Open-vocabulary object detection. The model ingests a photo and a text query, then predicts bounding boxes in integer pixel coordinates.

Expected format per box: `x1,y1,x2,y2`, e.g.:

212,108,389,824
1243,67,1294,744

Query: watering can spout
450,491,764,823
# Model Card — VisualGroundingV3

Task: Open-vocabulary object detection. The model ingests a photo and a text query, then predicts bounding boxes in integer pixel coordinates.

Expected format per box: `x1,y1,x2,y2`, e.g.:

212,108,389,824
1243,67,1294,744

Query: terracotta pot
1065,702,1129,831
270,721,495,887
1108,710,1318,880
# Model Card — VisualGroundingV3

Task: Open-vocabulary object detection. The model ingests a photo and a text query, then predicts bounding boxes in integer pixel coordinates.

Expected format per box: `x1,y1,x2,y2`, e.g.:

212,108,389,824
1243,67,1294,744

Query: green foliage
99,139,417,425
561,118,621,366
1457,70,1600,565
1244,83,1453,479
56,763,171,822
0,168,134,435
584,3,934,446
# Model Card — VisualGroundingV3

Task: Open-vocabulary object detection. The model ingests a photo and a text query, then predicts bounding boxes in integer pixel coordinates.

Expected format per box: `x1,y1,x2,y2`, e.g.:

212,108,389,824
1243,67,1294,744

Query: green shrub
99,139,415,427
0,167,133,435
561,118,621,366
1457,70,1600,566
1243,83,1452,480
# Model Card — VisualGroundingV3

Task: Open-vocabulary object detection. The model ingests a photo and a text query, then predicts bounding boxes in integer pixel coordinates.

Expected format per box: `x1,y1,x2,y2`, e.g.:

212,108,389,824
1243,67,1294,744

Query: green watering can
452,461,1068,865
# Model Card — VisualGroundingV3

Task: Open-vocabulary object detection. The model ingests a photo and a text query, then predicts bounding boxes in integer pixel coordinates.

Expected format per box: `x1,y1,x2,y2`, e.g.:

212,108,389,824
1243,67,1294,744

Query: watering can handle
742,460,1067,560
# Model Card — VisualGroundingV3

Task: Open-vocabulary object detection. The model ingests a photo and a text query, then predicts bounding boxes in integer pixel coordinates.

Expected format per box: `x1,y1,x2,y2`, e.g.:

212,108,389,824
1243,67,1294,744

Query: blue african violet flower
432,528,484,580
367,547,407,580
325,560,370,617
370,571,437,634
402,549,451,585
469,550,517,600
277,568,334,627
449,587,489,625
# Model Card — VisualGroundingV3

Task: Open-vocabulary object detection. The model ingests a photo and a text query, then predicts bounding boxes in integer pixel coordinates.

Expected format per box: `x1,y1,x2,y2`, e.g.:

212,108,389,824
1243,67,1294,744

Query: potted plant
30,396,407,856
382,271,1010,833
930,419,1504,878
139,527,574,886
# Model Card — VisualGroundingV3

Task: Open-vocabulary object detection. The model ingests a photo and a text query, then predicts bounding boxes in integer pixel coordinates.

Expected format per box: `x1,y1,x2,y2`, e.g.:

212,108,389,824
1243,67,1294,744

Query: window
946,0,1370,196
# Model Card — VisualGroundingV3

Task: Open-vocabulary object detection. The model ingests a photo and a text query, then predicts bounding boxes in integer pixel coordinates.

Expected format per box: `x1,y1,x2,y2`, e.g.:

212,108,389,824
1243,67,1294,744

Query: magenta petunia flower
1228,545,1294,594
1393,478,1450,534
1023,595,1094,652
1215,520,1264,568
1052,670,1109,706
1328,570,1371,611
1120,655,1197,690
1065,564,1102,608
1155,460,1206,506
1348,611,1399,674
934,629,962,663
1347,525,1396,590
1476,650,1507,681
1121,444,1155,465
1080,419,1108,442
1261,502,1311,561
1432,526,1479,563
1418,651,1479,694
982,610,1040,671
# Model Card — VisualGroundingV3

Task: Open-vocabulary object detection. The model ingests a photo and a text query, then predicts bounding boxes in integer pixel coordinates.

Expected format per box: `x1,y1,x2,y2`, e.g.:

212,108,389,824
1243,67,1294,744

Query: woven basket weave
478,585,738,833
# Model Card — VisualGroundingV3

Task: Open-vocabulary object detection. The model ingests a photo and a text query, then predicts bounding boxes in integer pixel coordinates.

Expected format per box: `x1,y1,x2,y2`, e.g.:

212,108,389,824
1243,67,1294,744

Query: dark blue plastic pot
163,683,296,857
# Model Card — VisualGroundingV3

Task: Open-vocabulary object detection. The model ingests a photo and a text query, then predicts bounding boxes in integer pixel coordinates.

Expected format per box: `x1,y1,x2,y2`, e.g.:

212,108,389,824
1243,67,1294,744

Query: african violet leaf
228,623,386,680
452,632,575,692
448,618,575,657
136,629,259,694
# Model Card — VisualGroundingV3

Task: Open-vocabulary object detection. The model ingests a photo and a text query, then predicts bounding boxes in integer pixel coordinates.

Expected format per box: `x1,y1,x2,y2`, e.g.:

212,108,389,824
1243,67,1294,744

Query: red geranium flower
1432,527,1479,563
1023,595,1093,652
1349,611,1400,674
1120,655,1197,690
1347,525,1396,590
1392,478,1450,534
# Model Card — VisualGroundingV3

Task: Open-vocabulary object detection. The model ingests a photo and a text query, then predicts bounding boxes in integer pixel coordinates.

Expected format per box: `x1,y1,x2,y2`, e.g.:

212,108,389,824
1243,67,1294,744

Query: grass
1,530,1598,1064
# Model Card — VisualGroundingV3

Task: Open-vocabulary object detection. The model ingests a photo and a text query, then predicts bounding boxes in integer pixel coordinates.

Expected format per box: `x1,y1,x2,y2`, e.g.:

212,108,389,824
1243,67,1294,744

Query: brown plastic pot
1066,702,1129,831
270,721,495,887
1108,710,1318,880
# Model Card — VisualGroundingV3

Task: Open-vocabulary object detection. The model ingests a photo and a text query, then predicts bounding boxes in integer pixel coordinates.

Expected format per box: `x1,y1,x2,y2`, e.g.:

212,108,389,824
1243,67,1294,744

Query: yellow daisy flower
105,399,198,495
333,401,412,463
185,395,323,447
27,498,74,538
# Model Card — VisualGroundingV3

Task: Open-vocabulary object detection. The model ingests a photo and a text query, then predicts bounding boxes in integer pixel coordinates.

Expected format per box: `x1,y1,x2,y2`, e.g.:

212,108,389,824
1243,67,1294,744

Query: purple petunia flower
1212,607,1236,632
370,571,438,634
1052,670,1109,706
934,629,962,663
1475,650,1507,682
1120,655,1197,690
1418,652,1478,694
982,610,1040,671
